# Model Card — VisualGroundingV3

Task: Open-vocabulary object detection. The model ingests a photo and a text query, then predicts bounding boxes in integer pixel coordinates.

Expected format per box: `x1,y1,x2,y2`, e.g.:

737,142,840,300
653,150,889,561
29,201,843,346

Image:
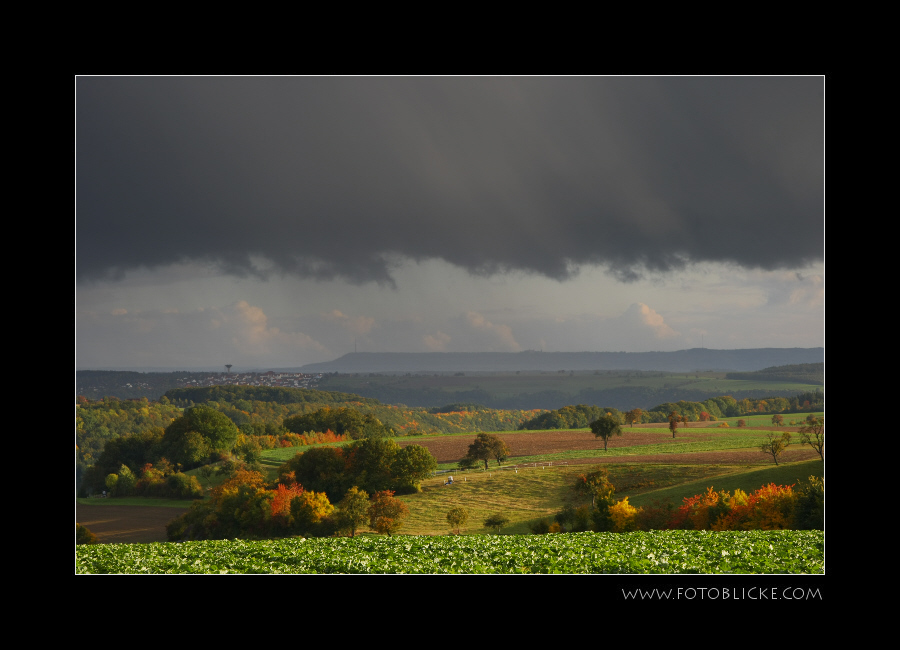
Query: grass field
394,459,822,535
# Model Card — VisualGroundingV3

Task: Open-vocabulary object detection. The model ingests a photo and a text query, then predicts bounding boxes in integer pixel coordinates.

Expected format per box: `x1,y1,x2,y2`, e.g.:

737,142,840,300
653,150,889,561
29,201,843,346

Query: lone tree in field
464,433,511,470
668,411,687,438
446,507,469,534
590,414,623,451
760,431,792,465
624,408,643,427
771,414,784,427
484,513,510,534
799,415,824,460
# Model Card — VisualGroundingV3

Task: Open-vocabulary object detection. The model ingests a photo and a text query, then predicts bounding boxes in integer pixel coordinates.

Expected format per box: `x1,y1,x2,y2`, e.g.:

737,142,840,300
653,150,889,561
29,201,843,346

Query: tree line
532,469,823,534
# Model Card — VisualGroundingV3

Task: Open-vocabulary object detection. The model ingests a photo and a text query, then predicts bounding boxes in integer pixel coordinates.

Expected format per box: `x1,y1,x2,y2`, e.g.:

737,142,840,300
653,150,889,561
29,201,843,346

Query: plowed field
76,504,189,544
396,425,817,465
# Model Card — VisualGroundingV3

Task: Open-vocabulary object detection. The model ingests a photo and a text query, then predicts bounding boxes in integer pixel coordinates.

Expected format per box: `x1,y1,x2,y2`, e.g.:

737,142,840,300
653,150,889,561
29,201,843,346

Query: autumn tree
760,431,792,465
771,414,784,427
290,490,335,535
798,415,824,460
336,486,369,537
624,408,643,427
368,490,409,536
464,433,510,470
590,414,622,451
271,482,305,527
668,411,687,438
574,469,615,509
446,507,469,534
484,513,510,534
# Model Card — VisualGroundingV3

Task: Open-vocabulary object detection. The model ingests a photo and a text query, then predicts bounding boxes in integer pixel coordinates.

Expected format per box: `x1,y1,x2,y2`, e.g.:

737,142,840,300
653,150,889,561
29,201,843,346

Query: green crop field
75,529,824,574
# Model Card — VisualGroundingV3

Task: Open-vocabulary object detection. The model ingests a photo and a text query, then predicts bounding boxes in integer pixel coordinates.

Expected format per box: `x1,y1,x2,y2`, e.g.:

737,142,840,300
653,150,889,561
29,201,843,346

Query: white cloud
423,331,451,351
463,311,522,351
76,300,327,369
322,309,375,335
626,303,680,340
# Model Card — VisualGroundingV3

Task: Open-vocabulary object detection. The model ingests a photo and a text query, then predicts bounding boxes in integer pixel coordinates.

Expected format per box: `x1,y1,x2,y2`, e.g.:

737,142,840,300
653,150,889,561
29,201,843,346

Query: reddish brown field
396,424,817,465
76,504,189,544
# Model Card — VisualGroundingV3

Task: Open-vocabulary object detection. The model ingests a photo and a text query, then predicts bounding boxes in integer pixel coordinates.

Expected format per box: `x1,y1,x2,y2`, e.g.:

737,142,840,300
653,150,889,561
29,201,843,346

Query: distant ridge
298,348,824,374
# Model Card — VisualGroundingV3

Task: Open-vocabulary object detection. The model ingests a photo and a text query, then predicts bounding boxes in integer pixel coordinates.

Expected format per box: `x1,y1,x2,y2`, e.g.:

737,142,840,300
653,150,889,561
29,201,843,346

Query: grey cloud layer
77,77,823,284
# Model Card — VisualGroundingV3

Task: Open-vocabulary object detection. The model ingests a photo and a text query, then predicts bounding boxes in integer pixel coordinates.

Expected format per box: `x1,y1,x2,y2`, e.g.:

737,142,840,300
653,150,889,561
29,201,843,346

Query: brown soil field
77,504,189,544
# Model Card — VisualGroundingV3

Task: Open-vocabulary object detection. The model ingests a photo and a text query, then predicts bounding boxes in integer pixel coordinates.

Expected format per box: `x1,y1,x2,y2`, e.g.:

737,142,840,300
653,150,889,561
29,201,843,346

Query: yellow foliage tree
608,497,640,532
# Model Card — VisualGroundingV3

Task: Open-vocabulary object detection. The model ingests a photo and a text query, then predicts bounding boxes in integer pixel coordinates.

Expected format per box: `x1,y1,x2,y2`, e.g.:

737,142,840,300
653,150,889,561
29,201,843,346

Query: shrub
76,523,98,545
166,472,203,499
446,507,469,534
483,513,510,534
529,519,551,534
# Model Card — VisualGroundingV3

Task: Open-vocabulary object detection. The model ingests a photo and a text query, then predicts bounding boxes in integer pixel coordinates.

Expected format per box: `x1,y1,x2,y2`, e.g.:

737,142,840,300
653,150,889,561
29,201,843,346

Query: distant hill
725,363,824,385
299,348,824,374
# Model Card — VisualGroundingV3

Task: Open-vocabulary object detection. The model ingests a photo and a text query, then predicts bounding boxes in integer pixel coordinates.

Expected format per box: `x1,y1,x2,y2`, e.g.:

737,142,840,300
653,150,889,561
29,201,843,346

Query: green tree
162,405,239,469
199,464,215,485
278,446,348,503
114,464,137,496
446,507,469,534
793,476,824,530
798,415,824,460
590,414,623,451
391,444,438,493
368,490,409,537
336,486,369,537
760,431,792,465
483,513,510,534
346,437,401,494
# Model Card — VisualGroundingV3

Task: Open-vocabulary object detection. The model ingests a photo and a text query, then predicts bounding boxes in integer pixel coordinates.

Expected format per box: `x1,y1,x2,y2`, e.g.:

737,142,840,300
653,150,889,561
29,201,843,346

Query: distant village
76,369,325,400
177,371,323,390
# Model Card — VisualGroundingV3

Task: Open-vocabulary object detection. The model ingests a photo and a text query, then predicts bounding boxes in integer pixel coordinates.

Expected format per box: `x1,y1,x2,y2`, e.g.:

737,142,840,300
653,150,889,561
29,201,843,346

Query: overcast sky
76,76,824,370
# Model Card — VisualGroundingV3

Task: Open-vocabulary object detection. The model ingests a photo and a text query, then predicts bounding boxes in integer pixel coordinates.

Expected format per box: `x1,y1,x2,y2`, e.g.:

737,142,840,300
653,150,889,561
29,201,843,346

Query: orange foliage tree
368,490,409,536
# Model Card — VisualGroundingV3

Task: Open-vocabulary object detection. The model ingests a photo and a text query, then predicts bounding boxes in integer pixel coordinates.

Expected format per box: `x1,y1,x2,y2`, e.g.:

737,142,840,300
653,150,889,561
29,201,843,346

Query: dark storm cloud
76,76,823,284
